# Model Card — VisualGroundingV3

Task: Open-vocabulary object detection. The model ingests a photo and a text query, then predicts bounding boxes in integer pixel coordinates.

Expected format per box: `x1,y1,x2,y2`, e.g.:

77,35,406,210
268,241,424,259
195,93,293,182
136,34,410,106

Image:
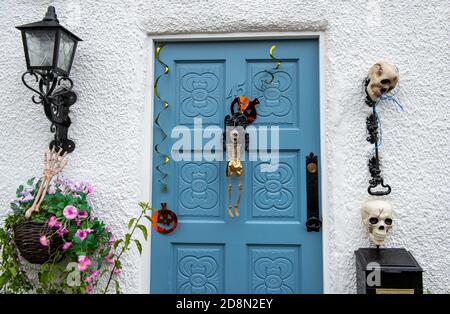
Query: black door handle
305,152,322,232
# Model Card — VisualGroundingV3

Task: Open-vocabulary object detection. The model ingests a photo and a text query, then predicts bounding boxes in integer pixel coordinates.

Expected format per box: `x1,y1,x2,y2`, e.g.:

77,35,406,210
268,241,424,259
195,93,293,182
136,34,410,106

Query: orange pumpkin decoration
151,203,178,234
230,96,260,124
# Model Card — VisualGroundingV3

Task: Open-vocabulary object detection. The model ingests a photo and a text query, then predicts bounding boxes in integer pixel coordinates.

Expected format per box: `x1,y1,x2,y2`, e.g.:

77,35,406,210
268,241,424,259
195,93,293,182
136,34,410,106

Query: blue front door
151,39,322,293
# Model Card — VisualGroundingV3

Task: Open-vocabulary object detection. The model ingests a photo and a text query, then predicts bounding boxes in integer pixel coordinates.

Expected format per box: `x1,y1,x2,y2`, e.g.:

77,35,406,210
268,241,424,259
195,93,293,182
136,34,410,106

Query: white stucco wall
0,0,449,293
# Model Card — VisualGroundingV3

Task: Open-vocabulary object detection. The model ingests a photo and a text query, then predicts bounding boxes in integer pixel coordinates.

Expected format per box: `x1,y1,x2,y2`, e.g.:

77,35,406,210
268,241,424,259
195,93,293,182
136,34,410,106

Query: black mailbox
355,248,423,294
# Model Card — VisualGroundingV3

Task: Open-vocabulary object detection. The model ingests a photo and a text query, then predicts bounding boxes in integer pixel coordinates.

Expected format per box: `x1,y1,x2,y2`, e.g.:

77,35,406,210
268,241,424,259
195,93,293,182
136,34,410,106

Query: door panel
151,39,322,294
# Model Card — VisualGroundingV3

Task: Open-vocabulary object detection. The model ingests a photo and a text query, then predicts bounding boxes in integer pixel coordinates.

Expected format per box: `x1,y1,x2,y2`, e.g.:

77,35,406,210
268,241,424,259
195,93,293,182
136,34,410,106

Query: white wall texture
0,0,449,293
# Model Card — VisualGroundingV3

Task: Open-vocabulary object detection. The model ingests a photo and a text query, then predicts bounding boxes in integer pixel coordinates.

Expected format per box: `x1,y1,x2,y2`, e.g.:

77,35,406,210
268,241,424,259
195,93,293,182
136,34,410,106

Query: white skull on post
366,60,399,102
361,200,394,246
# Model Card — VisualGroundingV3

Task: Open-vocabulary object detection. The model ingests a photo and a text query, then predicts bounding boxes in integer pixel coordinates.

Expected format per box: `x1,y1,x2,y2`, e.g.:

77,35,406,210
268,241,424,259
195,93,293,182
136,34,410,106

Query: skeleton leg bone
227,176,234,218
233,175,243,217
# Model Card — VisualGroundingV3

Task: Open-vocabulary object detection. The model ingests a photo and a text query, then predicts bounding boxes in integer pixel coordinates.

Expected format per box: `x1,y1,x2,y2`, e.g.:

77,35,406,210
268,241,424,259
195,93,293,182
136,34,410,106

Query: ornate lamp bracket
22,70,77,153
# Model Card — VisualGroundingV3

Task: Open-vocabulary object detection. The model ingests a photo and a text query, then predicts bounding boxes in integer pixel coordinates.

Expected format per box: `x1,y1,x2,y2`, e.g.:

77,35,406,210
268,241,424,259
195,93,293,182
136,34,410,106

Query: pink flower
63,205,78,220
75,228,94,241
84,276,93,283
85,285,93,294
86,184,95,195
39,235,49,246
113,268,122,275
76,219,81,226
77,256,91,271
90,270,100,278
105,226,112,233
104,252,115,264
75,229,88,241
78,211,88,219
63,242,72,250
48,186,57,195
109,234,115,244
47,215,58,227
54,221,62,228
57,228,68,237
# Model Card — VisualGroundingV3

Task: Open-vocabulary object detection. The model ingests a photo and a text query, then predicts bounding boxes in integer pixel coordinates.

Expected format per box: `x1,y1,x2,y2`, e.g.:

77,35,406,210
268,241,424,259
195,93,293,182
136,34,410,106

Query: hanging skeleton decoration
25,148,68,218
224,96,259,218
361,200,394,246
361,60,401,247
364,60,400,196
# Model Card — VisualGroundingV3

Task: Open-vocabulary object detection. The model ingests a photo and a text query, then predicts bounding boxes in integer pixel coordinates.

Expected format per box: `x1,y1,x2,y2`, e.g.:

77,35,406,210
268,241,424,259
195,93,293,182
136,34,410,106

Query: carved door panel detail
177,62,224,125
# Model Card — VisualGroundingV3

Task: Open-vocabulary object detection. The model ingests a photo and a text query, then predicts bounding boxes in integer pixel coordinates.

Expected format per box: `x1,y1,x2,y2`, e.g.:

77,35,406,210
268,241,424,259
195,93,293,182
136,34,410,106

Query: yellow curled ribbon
264,44,282,84
154,44,170,192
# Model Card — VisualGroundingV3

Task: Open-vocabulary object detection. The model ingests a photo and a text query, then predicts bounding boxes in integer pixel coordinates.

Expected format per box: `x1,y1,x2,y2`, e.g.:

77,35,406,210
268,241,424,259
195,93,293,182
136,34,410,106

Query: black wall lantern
17,6,82,153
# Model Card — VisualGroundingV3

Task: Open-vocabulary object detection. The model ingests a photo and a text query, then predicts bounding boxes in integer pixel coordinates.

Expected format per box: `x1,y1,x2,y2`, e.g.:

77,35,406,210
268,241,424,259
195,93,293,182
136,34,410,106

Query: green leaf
138,202,148,209
128,218,136,230
56,202,66,209
17,185,24,194
115,280,120,294
66,194,74,203
27,177,35,186
97,257,103,270
113,239,123,250
124,234,131,249
0,273,9,288
143,215,153,224
10,203,21,215
39,269,51,285
134,240,142,255
8,267,17,278
85,233,97,248
136,224,148,241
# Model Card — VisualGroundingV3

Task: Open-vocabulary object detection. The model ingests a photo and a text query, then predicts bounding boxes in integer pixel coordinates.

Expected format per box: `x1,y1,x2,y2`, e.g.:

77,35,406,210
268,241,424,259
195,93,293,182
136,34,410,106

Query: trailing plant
0,215,32,293
0,177,154,294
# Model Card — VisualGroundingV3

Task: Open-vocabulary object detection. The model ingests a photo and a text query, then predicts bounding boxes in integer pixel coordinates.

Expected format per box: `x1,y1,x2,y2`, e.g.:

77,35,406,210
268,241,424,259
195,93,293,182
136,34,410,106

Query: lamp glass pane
25,30,56,67
57,32,75,73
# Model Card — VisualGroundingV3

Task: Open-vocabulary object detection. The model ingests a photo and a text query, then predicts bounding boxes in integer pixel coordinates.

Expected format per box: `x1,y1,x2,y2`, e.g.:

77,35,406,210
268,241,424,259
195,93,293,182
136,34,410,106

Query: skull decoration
361,200,394,246
365,60,399,103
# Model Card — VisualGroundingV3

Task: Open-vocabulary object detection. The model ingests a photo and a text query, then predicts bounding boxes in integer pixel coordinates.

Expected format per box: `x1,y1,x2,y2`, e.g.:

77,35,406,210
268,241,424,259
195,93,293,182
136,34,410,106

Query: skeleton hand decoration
226,128,243,218
361,200,394,246
25,148,68,219
365,60,399,104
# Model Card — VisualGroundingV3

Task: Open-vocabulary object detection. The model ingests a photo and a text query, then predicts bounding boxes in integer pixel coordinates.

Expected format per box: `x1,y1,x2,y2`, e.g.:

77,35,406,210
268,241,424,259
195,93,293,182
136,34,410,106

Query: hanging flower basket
13,221,64,264
0,150,154,293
